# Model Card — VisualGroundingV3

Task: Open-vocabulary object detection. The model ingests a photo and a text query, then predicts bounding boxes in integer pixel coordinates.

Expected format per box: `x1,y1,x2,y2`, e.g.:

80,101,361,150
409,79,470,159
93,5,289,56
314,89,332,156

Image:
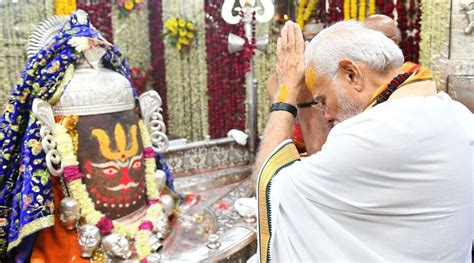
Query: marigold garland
343,0,350,20
297,0,307,28
54,0,76,16
369,0,376,15
358,0,366,20
303,0,318,22
350,0,357,19
297,0,318,29
116,0,142,16
54,118,164,260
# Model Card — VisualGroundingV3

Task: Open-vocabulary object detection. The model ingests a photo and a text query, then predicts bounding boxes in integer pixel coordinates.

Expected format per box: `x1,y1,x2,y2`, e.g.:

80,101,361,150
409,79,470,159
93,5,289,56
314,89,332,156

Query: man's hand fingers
281,23,289,51
295,23,304,55
276,37,282,56
276,37,283,69
287,22,295,52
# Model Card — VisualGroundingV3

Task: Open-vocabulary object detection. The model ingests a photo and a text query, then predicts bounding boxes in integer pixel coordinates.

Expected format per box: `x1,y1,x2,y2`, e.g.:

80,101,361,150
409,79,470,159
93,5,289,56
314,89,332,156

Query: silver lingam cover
29,11,169,221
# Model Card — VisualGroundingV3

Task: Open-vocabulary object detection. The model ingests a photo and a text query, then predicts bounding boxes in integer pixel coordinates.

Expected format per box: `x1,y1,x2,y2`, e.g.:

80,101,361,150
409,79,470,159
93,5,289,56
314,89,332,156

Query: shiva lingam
29,10,174,262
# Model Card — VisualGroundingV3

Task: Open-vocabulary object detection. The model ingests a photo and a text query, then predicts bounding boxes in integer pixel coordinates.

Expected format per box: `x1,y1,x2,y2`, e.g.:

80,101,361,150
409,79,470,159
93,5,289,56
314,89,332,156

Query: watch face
77,110,147,219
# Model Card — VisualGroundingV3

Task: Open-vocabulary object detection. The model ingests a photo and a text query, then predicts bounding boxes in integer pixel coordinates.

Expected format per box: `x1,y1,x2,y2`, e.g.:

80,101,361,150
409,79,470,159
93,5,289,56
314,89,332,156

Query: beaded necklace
373,72,412,106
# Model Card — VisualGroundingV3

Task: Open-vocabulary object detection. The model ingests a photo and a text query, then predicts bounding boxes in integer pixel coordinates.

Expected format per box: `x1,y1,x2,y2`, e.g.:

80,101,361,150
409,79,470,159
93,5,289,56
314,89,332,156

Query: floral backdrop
162,0,209,141
112,0,151,71
0,0,54,110
148,0,168,123
255,23,277,136
205,0,248,139
0,0,437,140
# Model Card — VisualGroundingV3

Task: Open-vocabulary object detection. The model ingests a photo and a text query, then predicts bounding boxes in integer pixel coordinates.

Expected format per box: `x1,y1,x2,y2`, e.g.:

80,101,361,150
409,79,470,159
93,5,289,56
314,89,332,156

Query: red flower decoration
96,216,114,235
138,220,154,231
216,202,231,210
148,0,168,124
63,165,84,183
77,0,114,42
130,66,151,96
205,1,249,138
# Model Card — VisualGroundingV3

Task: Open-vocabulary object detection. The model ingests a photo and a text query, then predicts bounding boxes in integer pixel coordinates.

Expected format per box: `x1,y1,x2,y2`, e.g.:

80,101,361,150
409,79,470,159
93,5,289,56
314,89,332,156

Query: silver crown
27,15,68,60
30,11,169,179
27,11,135,116
52,62,135,116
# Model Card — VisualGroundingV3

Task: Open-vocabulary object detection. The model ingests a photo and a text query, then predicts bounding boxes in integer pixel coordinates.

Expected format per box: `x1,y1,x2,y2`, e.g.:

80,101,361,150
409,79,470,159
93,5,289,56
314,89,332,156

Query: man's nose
323,110,333,122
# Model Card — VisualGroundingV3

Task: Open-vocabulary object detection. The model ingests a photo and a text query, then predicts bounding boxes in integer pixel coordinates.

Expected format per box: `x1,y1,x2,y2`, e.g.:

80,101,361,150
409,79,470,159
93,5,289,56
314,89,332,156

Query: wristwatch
270,102,297,118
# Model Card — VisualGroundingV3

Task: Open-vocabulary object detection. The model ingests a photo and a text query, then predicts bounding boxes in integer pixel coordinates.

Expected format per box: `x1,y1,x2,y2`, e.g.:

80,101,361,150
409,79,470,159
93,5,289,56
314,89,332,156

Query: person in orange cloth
30,176,89,263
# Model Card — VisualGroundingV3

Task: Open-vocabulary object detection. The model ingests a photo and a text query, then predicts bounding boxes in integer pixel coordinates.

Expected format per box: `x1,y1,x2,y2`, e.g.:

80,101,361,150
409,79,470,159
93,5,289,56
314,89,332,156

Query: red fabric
292,123,306,152
77,0,113,42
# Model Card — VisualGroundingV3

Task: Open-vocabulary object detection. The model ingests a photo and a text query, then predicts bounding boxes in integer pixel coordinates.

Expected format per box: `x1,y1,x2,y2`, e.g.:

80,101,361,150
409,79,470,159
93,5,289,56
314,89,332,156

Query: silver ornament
160,195,175,216
147,253,162,263
77,224,101,258
207,234,221,249
153,213,168,231
59,197,80,230
102,233,132,259
155,220,169,240
148,234,163,253
154,170,166,191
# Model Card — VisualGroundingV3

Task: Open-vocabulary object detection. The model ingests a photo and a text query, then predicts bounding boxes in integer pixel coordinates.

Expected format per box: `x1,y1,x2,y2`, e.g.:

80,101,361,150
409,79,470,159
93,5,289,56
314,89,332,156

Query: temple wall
442,0,474,112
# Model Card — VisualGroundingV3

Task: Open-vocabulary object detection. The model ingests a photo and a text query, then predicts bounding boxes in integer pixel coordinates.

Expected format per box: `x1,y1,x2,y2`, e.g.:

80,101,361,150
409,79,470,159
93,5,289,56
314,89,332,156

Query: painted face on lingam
77,110,147,219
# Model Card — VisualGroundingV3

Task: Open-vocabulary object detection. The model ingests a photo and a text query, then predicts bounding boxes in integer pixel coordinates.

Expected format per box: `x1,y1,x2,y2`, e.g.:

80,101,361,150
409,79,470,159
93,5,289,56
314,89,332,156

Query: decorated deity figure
0,10,176,262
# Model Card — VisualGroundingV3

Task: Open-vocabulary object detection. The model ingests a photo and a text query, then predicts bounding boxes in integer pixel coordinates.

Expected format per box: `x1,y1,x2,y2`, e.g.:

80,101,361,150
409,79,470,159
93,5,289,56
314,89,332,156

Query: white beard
334,83,365,126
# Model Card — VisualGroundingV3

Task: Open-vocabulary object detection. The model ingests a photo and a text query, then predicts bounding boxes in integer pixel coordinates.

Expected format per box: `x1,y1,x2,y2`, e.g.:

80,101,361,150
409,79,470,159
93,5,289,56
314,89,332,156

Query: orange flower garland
358,0,366,20
350,0,357,19
54,0,77,16
343,0,350,20
369,0,376,15
116,0,142,16
297,0,318,29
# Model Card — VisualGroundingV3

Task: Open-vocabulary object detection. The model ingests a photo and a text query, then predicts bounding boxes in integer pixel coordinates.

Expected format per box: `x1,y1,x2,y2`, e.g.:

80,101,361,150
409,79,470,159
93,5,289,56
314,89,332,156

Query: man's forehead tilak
305,66,318,96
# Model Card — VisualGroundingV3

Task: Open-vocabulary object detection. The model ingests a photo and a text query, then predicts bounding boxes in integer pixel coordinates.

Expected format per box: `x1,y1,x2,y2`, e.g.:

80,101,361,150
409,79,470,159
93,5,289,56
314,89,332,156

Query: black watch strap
270,102,297,118
297,100,317,108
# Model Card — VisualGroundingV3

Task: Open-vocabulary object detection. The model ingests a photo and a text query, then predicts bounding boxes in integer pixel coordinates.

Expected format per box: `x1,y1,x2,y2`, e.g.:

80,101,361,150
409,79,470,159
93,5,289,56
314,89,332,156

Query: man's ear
338,60,363,92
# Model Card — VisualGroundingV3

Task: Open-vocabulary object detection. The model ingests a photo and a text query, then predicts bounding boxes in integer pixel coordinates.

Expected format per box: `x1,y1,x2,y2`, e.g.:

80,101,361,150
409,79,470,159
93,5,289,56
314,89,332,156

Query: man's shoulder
329,92,472,144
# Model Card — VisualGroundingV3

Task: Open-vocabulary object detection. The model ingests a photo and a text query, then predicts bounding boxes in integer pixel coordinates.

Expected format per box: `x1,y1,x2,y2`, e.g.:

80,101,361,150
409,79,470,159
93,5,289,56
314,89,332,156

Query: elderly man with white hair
254,20,473,262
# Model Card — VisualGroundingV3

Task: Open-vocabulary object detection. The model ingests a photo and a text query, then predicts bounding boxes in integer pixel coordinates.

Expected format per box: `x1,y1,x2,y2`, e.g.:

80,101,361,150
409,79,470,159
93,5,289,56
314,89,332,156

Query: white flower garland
0,0,54,109
419,0,450,89
162,0,209,141
112,0,151,70
54,118,164,260
255,23,277,136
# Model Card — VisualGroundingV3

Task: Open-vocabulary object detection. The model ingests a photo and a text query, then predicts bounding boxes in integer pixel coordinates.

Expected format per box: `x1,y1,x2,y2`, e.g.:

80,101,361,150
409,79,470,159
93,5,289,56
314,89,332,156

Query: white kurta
267,92,473,262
